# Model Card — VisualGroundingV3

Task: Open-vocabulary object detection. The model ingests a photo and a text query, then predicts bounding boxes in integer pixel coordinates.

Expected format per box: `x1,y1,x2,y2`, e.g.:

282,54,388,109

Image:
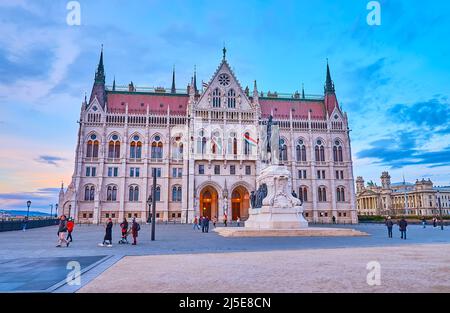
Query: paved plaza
0,223,449,292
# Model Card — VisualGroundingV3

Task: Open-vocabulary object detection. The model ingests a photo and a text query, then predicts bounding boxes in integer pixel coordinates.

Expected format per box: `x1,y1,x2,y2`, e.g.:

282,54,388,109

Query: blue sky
0,0,449,212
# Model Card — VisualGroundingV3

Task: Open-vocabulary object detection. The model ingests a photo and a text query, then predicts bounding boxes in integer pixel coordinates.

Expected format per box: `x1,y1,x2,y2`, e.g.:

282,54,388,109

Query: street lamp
26,200,31,219
55,204,58,218
68,204,72,219
437,190,444,230
49,204,53,219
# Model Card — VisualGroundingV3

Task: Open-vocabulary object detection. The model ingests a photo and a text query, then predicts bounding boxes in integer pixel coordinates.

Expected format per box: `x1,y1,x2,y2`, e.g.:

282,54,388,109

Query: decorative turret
58,182,65,213
356,176,365,193
89,45,107,108
381,171,391,190
301,83,305,99
193,65,198,95
112,76,116,91
171,66,176,94
323,60,339,116
253,80,259,101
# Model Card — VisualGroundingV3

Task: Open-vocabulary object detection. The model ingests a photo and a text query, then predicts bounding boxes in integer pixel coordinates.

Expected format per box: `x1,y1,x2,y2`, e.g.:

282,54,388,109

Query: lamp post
49,204,53,219
55,204,58,218
68,205,72,219
150,168,157,241
147,195,152,224
437,190,444,230
26,200,31,220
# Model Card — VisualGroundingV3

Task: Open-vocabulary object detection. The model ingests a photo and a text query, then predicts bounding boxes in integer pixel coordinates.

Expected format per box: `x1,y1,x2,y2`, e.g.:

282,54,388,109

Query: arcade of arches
199,185,250,220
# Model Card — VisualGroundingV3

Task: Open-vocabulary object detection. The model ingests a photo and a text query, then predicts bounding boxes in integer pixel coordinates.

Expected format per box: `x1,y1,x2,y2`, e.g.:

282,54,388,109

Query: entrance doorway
231,186,250,220
199,186,218,219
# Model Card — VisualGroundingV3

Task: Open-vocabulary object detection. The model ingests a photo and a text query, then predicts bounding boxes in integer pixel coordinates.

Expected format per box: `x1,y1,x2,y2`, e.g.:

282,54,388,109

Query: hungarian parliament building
58,48,358,224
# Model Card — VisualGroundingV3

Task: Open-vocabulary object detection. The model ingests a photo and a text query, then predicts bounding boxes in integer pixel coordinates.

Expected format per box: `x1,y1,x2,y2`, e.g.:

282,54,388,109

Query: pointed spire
325,58,335,94
171,65,176,94
193,65,198,95
302,83,305,99
112,76,116,91
84,92,87,103
94,44,105,84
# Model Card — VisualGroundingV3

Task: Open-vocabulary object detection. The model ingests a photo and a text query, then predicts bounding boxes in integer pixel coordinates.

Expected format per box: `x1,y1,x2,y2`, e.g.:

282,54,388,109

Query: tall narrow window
227,89,236,108
318,186,327,202
86,134,100,158
315,139,325,162
279,138,288,162
84,185,95,201
172,186,182,202
129,186,139,202
152,186,161,201
299,186,308,202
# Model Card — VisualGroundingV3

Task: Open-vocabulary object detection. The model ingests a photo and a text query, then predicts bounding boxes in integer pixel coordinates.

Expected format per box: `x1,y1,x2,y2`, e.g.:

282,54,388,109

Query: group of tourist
192,213,242,232
56,215,141,248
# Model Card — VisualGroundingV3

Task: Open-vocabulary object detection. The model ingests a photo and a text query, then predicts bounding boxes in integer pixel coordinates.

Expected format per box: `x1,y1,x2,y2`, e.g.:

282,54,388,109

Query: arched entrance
199,186,219,218
231,186,250,220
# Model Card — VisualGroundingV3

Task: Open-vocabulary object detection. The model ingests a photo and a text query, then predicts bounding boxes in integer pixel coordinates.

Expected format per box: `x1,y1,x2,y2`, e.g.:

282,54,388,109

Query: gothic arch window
296,139,307,162
86,134,99,158
84,185,95,201
107,185,118,201
151,135,163,159
172,185,182,202
333,140,343,162
318,186,327,202
172,136,183,160
228,132,237,155
128,185,139,202
299,186,308,202
336,186,345,202
130,135,142,159
279,138,288,162
108,134,120,159
211,131,222,155
212,88,221,108
227,89,236,108
315,139,325,162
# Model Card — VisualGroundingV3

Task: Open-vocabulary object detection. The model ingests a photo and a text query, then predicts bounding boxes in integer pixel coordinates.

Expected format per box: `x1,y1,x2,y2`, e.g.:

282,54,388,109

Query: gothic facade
356,172,450,216
58,48,358,224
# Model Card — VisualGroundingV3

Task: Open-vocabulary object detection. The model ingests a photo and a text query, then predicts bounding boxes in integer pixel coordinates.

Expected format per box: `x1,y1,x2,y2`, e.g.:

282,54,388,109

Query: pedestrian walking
422,217,426,229
22,217,28,232
332,216,336,224
131,217,140,245
66,218,74,242
193,216,199,230
203,216,210,233
56,215,69,247
237,217,241,227
99,218,113,247
433,217,437,228
223,213,228,227
212,216,217,228
386,216,394,238
399,217,408,240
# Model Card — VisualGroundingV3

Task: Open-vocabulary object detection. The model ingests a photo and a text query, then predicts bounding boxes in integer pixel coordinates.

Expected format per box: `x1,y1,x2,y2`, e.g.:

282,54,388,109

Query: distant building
356,171,450,216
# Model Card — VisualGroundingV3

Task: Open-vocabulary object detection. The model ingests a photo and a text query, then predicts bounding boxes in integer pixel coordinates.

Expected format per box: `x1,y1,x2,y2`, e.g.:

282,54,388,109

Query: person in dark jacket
385,216,394,238
399,217,408,240
119,218,129,244
204,216,210,233
131,218,140,245
100,218,113,247
422,217,427,228
56,215,69,247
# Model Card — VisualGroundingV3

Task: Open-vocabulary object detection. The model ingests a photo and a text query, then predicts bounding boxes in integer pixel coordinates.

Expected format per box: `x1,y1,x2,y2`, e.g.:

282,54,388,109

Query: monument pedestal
245,165,308,229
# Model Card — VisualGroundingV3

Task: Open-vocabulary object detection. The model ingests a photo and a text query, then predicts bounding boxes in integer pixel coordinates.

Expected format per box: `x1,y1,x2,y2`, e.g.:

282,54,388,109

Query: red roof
107,92,189,115
259,98,326,120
